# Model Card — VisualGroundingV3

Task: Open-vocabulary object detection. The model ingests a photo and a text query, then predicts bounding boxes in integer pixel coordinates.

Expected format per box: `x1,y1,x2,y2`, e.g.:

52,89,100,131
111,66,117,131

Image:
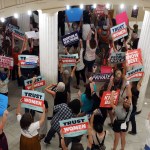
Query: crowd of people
0,5,150,150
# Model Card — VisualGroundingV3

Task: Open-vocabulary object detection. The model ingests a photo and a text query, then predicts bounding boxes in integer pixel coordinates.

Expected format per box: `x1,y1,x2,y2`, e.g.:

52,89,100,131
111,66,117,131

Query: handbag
91,131,106,150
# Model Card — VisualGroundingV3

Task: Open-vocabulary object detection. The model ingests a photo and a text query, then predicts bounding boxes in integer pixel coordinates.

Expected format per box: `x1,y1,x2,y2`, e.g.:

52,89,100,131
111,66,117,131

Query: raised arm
45,84,56,97
18,62,22,78
39,105,46,127
87,30,92,41
31,77,37,90
16,101,21,115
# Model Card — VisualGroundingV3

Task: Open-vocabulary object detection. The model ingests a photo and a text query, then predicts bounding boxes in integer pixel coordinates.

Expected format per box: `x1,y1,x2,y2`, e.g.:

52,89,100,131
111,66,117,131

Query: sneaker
128,131,137,135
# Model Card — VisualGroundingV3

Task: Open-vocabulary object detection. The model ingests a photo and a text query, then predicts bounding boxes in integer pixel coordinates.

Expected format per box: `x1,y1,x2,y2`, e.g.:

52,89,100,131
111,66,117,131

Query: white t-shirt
17,114,40,138
0,78,9,93
76,48,85,71
84,40,96,61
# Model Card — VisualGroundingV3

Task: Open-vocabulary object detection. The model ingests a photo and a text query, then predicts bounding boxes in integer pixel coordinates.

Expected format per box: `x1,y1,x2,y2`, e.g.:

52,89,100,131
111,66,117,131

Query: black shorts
113,119,129,133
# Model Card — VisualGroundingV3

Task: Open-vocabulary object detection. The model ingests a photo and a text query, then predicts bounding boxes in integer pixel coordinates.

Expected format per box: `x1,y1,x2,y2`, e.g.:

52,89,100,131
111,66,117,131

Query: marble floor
3,75,150,150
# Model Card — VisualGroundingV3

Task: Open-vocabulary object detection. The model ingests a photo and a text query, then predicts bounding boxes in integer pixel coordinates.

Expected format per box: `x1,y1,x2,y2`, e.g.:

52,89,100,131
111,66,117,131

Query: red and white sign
126,49,143,67
95,5,106,16
59,116,88,137
100,90,120,108
24,76,45,90
21,90,45,112
0,56,14,69
110,22,128,41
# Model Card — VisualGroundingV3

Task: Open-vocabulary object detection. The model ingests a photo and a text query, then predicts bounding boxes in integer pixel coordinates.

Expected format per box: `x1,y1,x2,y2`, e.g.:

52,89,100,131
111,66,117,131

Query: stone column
137,10,150,112
38,10,58,84
17,13,30,32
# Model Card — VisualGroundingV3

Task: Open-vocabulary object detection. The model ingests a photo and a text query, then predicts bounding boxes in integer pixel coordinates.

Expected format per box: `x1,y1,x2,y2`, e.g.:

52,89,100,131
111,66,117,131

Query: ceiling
0,0,149,18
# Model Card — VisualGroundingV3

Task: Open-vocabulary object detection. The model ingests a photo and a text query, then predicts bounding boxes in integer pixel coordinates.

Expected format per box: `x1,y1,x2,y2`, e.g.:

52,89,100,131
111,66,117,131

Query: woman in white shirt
74,39,86,89
16,102,45,150
84,29,97,77
145,112,150,150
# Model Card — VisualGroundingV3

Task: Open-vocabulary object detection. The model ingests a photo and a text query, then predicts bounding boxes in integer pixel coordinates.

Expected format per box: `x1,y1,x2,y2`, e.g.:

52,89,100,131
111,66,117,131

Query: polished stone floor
4,75,150,150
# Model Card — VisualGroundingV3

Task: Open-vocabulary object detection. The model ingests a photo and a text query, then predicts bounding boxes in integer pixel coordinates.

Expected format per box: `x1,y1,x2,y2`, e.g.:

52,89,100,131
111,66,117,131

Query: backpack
91,131,106,150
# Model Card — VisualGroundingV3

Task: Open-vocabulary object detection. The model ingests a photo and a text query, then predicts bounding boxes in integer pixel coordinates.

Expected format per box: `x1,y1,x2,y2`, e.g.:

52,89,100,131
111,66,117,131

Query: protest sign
59,54,78,67
95,5,106,16
24,76,45,90
92,73,112,82
18,55,38,68
116,11,129,25
25,31,37,39
110,52,126,64
61,31,79,47
100,66,112,74
126,49,143,67
110,22,128,41
12,28,25,41
59,116,88,137
126,66,144,82
6,24,19,32
0,94,8,116
21,90,45,112
0,56,14,69
100,90,120,108
66,8,83,22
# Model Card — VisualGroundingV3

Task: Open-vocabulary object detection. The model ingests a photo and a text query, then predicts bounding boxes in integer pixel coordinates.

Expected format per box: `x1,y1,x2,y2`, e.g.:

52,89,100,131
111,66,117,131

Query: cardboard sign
95,5,106,16
0,56,14,69
12,28,25,41
116,11,129,25
21,90,45,112
59,54,78,67
131,8,139,18
25,31,37,39
62,31,79,47
92,73,112,82
0,94,8,116
110,22,128,41
100,66,112,74
66,8,83,22
18,55,38,68
6,24,19,32
126,66,144,82
59,116,88,137
110,52,126,64
126,49,143,67
24,76,45,90
100,90,120,108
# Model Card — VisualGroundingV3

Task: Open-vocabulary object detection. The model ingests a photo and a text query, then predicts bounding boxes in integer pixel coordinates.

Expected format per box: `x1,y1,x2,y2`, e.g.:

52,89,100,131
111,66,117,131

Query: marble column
39,10,58,84
137,10,150,112
17,13,30,32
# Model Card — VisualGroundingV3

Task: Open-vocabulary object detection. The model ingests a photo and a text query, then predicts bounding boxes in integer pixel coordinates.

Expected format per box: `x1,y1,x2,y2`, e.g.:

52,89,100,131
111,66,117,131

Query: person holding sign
44,99,81,148
0,110,9,150
0,68,10,96
84,29,98,77
16,101,46,150
110,83,132,150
